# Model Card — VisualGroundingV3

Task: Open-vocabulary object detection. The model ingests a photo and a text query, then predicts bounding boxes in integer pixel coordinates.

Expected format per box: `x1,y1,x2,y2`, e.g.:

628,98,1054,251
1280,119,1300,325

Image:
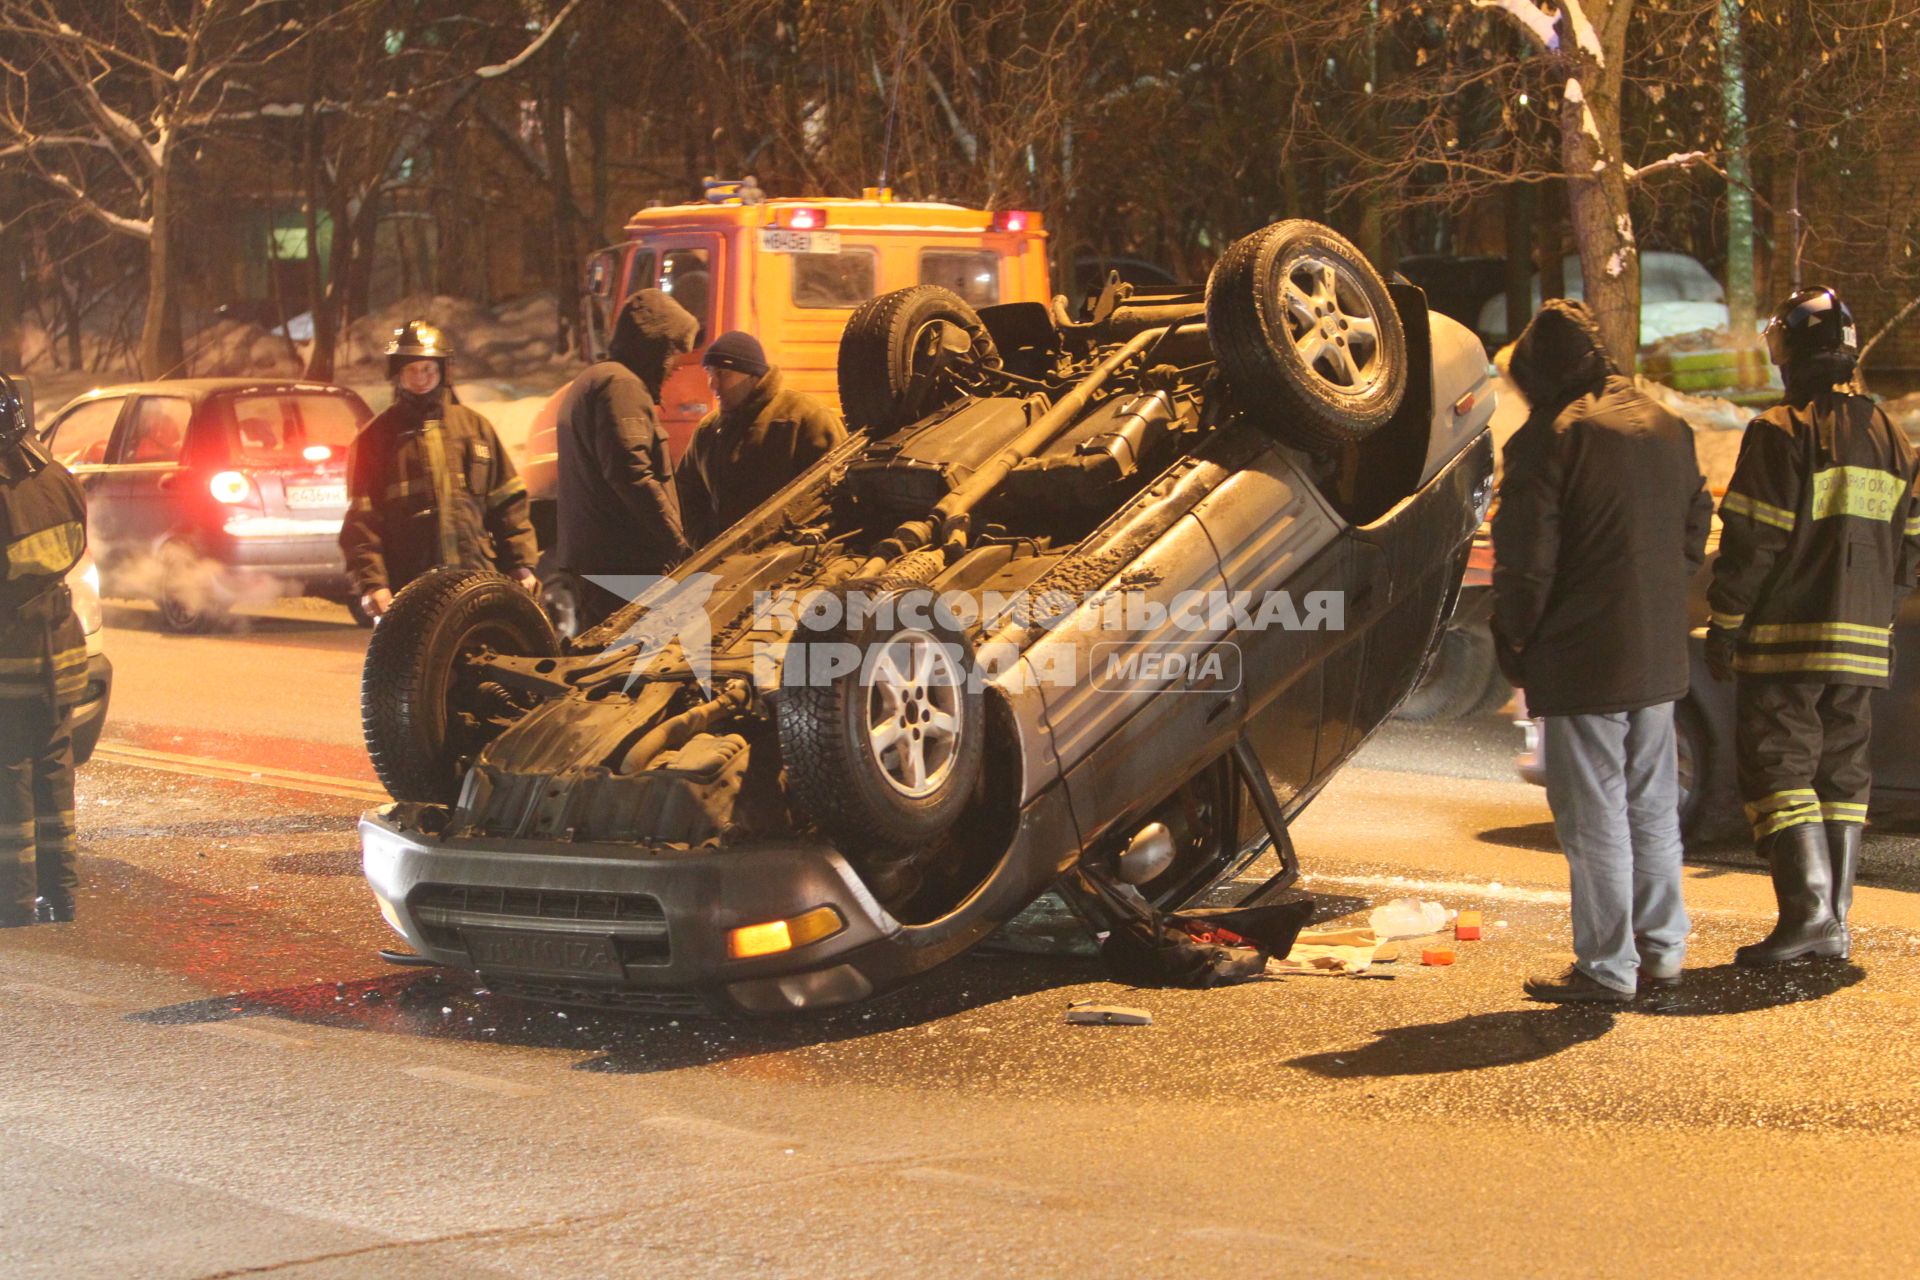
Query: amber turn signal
727,906,844,959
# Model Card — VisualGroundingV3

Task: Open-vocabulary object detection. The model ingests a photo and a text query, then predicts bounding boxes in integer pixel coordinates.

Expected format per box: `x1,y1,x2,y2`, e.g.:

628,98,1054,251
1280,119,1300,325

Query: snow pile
338,294,571,378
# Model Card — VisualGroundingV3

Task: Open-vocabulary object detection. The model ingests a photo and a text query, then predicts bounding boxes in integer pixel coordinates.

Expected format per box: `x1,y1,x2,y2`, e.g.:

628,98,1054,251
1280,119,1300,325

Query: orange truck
520,192,1052,546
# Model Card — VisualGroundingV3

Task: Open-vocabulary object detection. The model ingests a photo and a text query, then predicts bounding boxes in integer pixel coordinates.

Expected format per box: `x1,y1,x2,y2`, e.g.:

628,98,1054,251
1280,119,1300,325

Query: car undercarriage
358,219,1496,1014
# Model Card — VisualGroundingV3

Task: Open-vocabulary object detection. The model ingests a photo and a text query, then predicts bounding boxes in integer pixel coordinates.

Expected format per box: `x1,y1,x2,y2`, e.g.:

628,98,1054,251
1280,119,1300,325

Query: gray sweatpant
1542,703,1691,993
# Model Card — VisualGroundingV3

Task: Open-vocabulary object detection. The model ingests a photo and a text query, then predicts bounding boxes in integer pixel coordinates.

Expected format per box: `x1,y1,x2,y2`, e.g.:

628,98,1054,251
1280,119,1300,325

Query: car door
103,394,197,555
38,394,128,558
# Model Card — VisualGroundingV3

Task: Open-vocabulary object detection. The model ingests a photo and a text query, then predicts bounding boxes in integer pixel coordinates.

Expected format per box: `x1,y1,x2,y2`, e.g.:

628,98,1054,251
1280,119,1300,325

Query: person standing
1492,300,1713,1002
1706,286,1920,967
0,372,89,927
674,331,843,549
552,289,698,631
341,322,539,619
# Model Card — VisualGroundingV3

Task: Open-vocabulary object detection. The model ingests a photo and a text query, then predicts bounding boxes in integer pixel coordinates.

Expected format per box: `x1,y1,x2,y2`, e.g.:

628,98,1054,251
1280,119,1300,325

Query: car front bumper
362,806,955,1016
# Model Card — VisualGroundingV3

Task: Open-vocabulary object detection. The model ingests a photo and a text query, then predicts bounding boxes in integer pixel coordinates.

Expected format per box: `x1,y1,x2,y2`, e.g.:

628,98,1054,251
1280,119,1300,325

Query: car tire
362,567,559,803
1205,220,1408,449
1399,622,1496,721
777,579,985,866
154,540,223,634
837,285,1003,433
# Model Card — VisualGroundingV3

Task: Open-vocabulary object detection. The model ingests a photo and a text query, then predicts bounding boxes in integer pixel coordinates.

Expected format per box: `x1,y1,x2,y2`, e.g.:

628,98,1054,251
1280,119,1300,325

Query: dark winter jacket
0,444,88,713
1707,388,1920,686
674,369,844,548
1491,300,1713,716
553,361,690,576
340,394,537,595
551,291,699,577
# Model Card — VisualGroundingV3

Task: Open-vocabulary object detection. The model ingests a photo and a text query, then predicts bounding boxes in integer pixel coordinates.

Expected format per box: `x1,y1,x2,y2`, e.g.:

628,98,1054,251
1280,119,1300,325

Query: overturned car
358,220,1496,1014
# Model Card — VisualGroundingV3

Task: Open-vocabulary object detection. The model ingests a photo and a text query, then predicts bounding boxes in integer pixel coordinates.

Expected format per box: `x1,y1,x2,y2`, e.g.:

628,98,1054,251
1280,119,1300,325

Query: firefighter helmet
0,372,27,452
385,320,452,378
1764,287,1858,368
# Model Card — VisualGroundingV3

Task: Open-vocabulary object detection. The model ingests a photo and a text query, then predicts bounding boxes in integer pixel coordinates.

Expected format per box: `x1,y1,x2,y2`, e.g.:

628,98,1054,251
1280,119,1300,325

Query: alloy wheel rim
1272,252,1385,394
865,630,963,799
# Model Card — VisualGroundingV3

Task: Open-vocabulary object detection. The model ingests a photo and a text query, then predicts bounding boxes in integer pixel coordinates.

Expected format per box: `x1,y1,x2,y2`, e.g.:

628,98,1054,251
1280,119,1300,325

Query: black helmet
1764,287,1858,368
385,320,452,378
0,372,26,452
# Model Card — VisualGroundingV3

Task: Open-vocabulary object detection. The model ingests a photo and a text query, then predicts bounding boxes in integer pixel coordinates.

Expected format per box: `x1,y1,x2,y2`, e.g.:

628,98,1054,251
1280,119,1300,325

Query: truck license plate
463,927,625,978
759,228,842,255
284,482,346,508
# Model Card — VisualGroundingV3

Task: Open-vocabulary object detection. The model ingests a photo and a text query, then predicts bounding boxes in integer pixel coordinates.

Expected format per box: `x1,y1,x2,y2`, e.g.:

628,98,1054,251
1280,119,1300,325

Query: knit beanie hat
701,331,770,377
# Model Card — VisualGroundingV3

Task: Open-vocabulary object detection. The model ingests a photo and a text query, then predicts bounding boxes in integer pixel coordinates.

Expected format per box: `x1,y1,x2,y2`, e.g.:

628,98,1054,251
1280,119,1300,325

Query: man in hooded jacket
1707,286,1920,968
552,289,699,631
674,331,843,549
1492,299,1713,1001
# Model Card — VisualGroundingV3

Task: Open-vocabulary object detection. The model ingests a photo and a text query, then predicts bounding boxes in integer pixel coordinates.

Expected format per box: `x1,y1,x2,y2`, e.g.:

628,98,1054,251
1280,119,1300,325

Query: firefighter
0,372,88,928
551,289,698,632
340,322,539,618
1706,286,1920,967
674,331,843,550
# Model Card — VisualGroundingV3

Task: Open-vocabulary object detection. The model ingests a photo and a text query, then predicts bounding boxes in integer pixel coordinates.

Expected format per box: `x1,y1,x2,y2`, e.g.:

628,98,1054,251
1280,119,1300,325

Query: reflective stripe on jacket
0,448,88,707
339,398,537,595
1708,390,1920,686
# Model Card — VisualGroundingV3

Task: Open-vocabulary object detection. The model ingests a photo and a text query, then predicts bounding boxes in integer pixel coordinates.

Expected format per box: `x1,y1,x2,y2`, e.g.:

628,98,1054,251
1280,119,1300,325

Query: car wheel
837,285,1003,433
1398,622,1496,721
1206,220,1408,449
361,567,559,803
778,580,985,867
154,541,222,634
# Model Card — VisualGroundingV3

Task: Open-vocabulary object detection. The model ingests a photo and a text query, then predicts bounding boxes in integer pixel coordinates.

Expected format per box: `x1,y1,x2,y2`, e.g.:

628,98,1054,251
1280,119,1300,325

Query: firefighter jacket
1708,389,1920,686
1491,302,1712,717
553,361,690,576
340,396,538,596
1,445,88,711
674,369,844,549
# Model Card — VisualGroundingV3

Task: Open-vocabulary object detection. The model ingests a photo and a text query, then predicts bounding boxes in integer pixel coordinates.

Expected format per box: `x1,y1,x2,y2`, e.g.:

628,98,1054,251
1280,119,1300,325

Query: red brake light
781,206,828,230
995,210,1033,233
209,471,253,505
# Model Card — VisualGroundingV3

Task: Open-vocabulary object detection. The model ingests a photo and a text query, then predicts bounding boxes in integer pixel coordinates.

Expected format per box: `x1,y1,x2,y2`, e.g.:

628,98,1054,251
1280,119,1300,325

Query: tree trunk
1505,182,1535,340
1557,7,1639,368
543,39,579,356
1718,0,1757,360
1539,180,1567,301
0,171,23,371
138,160,186,378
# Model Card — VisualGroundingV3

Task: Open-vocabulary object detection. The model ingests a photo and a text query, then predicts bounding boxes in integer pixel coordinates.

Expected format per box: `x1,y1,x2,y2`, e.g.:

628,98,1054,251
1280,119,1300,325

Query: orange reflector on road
728,906,844,959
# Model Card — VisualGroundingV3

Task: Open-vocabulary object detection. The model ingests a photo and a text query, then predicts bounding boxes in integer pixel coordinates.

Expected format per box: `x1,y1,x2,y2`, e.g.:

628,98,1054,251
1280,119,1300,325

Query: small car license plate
284,482,346,508
759,228,842,255
462,927,625,978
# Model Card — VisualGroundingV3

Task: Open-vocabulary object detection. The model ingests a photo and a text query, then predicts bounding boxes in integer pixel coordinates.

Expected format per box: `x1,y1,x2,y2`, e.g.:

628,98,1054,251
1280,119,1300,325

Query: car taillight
994,210,1034,232
209,470,254,504
780,206,828,230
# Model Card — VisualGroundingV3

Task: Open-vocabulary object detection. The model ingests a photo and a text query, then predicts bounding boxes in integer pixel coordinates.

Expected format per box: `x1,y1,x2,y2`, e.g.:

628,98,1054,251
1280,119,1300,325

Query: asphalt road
5,598,1920,1277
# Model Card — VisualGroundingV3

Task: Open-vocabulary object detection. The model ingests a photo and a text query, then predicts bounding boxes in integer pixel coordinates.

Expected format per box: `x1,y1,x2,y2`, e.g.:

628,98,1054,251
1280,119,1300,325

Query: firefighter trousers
1,706,76,919
1735,680,1872,842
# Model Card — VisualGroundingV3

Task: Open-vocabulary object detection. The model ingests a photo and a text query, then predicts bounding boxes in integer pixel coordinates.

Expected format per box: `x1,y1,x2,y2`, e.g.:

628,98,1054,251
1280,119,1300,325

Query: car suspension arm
1230,734,1303,905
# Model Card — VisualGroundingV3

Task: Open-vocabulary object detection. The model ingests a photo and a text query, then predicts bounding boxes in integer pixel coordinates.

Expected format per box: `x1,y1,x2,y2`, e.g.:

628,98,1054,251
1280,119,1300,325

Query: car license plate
462,927,625,978
759,228,842,255
284,482,346,509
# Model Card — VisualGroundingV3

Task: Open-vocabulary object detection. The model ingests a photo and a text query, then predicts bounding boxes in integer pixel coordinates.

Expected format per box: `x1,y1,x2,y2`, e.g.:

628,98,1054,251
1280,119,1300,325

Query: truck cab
521,194,1051,548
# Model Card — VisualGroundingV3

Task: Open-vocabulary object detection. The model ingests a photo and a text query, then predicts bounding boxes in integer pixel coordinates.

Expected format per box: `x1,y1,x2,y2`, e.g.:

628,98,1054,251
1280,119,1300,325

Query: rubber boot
1735,823,1844,967
1827,822,1860,960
